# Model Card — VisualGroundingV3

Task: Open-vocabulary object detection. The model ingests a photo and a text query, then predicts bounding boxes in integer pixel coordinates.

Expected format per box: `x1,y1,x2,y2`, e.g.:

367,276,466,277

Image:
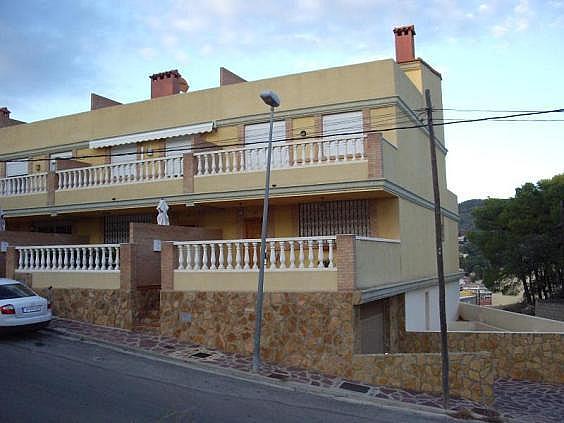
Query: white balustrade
174,236,336,272
15,244,120,272
56,155,183,190
0,173,47,196
194,136,366,176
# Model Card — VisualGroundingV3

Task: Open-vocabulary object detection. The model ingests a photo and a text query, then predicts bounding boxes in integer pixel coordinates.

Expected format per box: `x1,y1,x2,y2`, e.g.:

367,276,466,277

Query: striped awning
88,121,214,149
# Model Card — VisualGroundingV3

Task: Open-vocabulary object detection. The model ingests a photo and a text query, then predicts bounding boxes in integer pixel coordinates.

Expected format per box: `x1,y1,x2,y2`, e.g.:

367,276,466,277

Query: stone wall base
160,290,355,378
353,352,494,404
35,287,134,330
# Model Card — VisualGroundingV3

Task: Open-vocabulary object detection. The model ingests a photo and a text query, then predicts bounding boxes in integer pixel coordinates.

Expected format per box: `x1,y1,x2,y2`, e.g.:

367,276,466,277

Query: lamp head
259,90,280,108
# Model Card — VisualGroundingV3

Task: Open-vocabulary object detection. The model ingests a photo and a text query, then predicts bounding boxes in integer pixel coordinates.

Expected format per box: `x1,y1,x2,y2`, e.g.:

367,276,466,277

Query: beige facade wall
355,240,401,289
173,270,338,292
20,271,120,289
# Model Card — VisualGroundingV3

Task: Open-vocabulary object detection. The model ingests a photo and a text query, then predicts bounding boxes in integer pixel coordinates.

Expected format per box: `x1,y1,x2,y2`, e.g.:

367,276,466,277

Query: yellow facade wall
369,105,399,146
75,147,109,166
194,161,368,194
0,60,402,155
205,126,240,147
23,271,120,290
1,193,48,211
55,179,183,206
292,117,316,138
373,197,400,239
173,270,337,292
74,218,104,244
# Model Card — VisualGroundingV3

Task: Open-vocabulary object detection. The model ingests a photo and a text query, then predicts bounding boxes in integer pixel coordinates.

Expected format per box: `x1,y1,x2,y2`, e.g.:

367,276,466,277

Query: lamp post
252,90,281,372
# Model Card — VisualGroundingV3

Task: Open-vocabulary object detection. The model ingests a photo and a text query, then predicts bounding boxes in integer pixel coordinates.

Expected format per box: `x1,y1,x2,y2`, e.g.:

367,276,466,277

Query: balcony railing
56,155,183,190
15,244,120,272
174,236,336,271
194,136,366,176
0,173,47,196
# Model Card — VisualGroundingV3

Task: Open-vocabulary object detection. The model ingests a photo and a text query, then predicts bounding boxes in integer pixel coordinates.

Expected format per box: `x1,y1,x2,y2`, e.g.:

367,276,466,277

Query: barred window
299,200,369,237
104,214,153,244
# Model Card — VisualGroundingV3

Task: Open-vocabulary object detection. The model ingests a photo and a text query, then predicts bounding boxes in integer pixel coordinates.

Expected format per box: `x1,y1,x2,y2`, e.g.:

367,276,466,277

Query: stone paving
48,318,563,422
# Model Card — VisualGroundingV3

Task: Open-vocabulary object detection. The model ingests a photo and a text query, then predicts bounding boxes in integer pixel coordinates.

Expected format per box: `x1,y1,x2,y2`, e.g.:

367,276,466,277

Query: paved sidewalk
48,318,563,422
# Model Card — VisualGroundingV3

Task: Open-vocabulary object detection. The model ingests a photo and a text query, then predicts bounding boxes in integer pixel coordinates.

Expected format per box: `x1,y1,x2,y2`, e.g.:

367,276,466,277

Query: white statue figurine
0,209,5,231
156,199,170,226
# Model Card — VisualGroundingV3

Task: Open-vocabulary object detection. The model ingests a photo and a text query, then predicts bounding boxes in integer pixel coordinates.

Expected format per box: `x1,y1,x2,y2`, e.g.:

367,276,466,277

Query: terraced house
0,26,477,397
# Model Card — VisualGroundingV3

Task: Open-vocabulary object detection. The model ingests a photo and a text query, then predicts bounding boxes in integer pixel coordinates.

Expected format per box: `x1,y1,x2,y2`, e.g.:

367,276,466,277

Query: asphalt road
0,330,455,423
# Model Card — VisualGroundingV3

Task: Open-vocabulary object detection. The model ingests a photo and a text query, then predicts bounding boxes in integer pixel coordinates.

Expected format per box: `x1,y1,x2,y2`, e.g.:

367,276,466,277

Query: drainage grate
339,381,370,393
191,352,212,359
267,373,289,381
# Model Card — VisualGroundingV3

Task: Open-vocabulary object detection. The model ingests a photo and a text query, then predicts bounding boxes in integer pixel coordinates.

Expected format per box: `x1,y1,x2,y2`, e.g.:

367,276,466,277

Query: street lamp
252,90,281,372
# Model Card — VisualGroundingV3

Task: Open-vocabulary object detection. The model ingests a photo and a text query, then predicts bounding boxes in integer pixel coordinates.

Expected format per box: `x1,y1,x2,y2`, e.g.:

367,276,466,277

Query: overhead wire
2,108,562,163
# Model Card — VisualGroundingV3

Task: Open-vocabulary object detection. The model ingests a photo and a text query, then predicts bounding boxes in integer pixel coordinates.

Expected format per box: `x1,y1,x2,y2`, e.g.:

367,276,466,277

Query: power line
2,108,562,163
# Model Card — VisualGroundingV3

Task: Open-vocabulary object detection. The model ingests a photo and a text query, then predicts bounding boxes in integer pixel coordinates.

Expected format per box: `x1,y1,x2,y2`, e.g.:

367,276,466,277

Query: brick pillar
183,152,194,193
161,241,174,291
336,234,356,291
313,114,322,137
5,246,17,279
119,244,136,291
237,124,245,144
362,108,371,132
366,132,383,178
0,162,5,178
46,171,57,206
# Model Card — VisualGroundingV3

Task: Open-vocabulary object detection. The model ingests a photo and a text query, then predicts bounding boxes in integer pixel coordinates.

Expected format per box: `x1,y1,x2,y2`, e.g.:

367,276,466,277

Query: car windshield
0,283,36,300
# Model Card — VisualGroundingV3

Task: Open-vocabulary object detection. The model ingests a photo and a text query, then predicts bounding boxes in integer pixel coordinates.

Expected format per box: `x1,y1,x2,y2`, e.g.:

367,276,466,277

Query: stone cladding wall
36,287,134,330
353,352,494,404
160,290,356,378
400,331,564,384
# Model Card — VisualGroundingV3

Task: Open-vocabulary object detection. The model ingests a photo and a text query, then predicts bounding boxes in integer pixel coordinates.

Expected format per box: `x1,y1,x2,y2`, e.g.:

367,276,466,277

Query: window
32,221,72,234
299,200,369,237
244,121,287,168
111,144,138,178
5,160,28,177
104,214,153,244
322,111,364,156
165,135,192,176
0,283,35,300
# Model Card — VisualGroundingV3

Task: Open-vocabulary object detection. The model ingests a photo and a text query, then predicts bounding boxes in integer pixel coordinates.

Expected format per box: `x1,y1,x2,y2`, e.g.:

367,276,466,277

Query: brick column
0,162,5,178
366,132,383,178
119,243,136,291
183,152,194,193
5,246,17,279
161,241,175,291
46,171,58,206
336,234,356,291
362,108,371,132
313,114,322,137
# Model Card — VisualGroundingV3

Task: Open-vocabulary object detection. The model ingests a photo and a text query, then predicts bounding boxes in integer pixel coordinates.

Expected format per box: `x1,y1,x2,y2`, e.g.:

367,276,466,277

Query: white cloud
139,47,157,60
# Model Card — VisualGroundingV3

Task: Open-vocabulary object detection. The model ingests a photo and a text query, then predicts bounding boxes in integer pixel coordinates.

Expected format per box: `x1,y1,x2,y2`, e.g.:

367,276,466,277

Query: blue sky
1,0,562,201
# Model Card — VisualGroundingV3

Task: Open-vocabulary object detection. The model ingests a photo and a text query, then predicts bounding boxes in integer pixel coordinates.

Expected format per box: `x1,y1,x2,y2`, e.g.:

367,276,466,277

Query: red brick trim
161,241,175,290
366,132,383,178
336,234,356,291
183,153,194,193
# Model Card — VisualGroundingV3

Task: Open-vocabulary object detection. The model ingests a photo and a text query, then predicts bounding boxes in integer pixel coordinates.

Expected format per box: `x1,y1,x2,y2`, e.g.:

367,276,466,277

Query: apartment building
0,26,461,378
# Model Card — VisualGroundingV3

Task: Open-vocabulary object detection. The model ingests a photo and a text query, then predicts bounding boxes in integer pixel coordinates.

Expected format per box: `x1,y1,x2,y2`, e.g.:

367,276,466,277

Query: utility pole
424,89,450,409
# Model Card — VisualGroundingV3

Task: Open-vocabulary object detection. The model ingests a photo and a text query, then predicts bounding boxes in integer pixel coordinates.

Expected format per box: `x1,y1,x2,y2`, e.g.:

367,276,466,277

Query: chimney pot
149,69,188,98
393,25,416,63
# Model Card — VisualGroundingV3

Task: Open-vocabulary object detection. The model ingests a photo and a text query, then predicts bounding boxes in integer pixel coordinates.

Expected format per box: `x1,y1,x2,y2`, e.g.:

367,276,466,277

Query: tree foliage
468,174,564,305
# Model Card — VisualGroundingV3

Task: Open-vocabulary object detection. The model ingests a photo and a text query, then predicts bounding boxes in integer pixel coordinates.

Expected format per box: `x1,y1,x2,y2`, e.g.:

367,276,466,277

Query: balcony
0,133,383,211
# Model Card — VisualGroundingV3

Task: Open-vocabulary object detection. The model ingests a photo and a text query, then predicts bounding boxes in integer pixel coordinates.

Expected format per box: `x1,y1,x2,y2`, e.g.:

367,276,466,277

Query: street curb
45,326,467,421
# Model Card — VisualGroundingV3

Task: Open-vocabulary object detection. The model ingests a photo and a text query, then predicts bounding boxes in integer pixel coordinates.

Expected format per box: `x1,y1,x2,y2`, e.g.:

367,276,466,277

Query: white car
0,278,52,332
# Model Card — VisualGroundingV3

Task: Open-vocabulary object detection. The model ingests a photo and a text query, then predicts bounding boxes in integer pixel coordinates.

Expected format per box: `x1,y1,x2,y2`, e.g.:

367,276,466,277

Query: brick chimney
149,69,189,99
393,25,416,63
0,107,10,122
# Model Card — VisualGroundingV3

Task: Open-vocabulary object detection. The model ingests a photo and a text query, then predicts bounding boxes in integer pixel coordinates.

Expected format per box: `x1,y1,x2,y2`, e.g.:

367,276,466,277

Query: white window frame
6,160,29,177
49,151,73,171
244,121,287,169
322,111,364,156
165,135,192,176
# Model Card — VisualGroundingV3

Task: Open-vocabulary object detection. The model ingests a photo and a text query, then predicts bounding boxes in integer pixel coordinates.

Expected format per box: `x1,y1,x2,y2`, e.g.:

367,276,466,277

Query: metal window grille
299,200,369,237
104,214,153,244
